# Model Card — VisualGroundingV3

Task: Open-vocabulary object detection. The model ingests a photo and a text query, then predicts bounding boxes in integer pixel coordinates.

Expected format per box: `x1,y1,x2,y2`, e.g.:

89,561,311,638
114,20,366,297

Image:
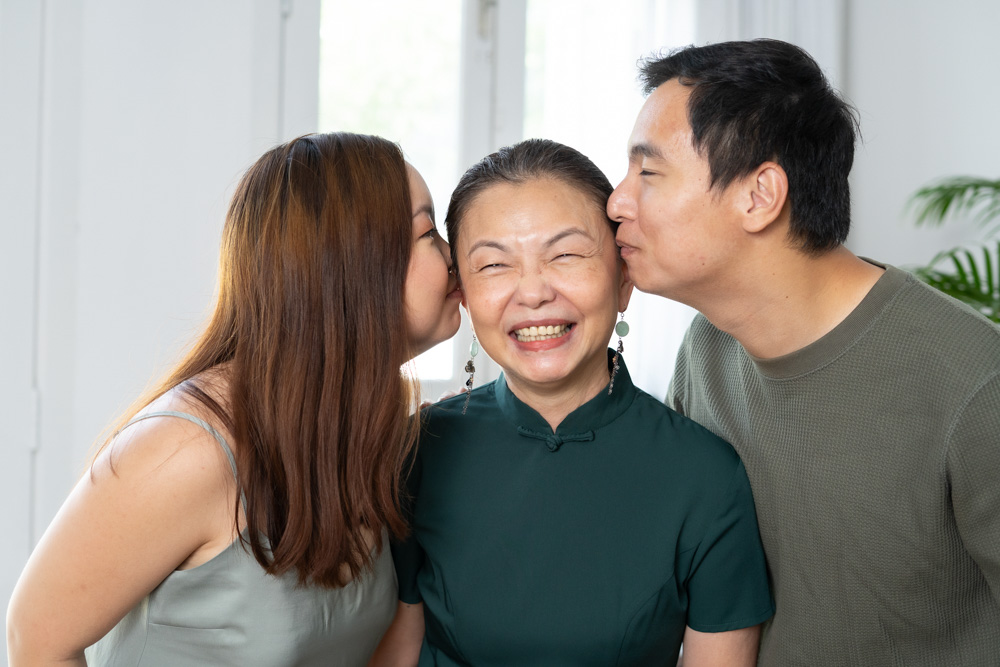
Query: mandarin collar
492,349,637,450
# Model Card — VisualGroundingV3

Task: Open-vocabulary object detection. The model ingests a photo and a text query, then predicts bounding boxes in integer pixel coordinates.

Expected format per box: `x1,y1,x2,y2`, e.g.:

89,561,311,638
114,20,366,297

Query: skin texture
456,178,633,429
367,601,425,667
608,79,751,306
679,626,762,667
608,79,883,359
5,166,460,666
403,164,463,356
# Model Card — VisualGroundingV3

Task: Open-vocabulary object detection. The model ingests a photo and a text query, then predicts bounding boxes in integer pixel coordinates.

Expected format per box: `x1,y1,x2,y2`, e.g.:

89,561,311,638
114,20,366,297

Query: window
318,0,464,395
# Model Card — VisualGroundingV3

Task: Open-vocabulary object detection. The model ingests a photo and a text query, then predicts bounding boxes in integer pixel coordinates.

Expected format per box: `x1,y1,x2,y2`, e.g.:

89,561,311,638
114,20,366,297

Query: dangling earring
462,332,479,414
608,313,629,395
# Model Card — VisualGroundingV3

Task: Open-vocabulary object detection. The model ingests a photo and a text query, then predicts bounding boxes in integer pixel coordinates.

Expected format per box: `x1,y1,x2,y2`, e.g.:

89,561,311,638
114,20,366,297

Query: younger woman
7,132,462,666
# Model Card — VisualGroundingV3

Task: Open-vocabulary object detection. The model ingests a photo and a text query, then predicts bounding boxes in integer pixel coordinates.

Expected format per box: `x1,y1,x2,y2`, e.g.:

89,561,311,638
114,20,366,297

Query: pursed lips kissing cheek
615,232,638,260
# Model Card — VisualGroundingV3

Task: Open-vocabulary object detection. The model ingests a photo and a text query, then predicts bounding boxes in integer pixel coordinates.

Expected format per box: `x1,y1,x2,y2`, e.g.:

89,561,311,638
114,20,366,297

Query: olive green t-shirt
670,264,1000,665
393,357,773,666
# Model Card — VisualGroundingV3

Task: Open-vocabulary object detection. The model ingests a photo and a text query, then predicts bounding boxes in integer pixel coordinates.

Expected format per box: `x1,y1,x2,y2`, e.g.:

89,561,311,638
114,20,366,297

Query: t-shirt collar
751,259,909,379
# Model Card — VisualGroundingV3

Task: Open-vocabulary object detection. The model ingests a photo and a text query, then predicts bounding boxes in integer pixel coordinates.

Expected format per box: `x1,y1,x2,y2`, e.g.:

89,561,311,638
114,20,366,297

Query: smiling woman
455,177,630,423
370,139,774,667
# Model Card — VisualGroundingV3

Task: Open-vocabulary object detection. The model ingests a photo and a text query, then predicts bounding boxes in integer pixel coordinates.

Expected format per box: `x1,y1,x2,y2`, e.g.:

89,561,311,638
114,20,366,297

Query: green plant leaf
908,177,1000,232
912,243,1000,323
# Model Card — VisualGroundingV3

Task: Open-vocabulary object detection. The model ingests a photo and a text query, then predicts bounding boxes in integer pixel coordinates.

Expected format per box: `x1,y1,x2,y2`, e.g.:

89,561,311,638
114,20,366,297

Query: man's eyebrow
628,142,666,161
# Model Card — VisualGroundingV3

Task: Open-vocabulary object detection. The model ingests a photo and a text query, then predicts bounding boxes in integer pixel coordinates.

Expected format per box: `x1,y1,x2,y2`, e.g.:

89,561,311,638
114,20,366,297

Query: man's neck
699,247,885,359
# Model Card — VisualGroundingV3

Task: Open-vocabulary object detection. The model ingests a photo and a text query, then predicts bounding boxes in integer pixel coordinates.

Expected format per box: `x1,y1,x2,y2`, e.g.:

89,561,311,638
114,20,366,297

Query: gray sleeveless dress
85,411,397,666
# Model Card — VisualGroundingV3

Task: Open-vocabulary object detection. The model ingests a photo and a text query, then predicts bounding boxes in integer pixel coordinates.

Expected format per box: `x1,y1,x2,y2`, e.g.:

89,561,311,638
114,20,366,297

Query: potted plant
908,177,1000,323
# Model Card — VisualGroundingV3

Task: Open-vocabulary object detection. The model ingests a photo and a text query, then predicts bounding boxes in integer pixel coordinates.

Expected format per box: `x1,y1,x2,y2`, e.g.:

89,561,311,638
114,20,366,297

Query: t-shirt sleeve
948,371,1000,603
685,459,774,632
391,452,424,604
667,324,693,415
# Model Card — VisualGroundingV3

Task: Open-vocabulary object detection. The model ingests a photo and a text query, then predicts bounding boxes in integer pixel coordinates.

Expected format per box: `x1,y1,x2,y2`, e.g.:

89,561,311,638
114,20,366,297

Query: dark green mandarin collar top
494,349,636,451
396,352,773,666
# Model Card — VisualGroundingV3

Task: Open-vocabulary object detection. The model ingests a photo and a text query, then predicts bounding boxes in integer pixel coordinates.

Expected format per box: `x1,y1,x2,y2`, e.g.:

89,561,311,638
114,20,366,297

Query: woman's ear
617,259,635,312
742,161,788,234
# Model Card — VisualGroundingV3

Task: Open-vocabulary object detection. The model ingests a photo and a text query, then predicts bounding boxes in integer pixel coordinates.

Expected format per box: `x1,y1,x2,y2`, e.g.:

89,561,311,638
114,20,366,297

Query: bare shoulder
5,372,240,659
95,375,237,497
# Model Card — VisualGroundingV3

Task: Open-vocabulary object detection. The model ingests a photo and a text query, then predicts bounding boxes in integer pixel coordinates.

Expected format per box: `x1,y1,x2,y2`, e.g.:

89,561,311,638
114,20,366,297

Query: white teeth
513,324,571,342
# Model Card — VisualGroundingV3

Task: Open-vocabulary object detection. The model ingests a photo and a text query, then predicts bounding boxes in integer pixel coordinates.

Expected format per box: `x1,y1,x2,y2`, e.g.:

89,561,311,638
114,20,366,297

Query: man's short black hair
640,39,860,253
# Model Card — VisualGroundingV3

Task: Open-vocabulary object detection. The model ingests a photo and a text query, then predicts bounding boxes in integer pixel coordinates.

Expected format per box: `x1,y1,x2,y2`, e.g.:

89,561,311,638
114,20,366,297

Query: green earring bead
609,314,628,395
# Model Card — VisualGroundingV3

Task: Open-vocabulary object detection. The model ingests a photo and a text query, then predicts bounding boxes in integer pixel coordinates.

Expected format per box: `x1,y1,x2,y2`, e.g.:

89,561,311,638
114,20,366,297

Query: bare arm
368,601,425,667
6,416,235,665
679,624,761,667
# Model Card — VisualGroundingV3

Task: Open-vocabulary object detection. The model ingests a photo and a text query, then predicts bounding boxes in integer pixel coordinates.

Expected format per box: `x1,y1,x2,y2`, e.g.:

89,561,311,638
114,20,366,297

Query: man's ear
617,259,635,312
742,161,788,234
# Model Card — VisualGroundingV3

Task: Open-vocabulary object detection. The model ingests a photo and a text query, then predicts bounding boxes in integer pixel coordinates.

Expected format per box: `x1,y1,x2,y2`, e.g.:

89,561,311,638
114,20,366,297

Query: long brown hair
104,132,419,587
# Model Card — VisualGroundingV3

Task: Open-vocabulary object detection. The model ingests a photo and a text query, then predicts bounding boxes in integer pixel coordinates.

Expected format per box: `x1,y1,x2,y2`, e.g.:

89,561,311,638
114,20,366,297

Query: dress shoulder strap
123,410,239,482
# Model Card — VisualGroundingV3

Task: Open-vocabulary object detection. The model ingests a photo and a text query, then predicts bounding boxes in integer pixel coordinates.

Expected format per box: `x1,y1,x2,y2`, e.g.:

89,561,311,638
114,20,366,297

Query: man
608,39,1000,665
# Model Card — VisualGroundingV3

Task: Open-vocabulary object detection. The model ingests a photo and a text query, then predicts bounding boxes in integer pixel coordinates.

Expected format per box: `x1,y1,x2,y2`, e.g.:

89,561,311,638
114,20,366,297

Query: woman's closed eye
550,245,595,262
467,249,510,272
420,227,439,240
476,262,508,271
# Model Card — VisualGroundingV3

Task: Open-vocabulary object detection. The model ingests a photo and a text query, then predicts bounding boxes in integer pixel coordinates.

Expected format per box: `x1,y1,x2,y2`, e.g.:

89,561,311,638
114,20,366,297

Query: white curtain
695,0,846,89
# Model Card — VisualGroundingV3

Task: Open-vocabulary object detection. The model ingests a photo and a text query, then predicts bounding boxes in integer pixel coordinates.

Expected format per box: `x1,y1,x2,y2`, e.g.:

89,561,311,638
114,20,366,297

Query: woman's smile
511,321,573,343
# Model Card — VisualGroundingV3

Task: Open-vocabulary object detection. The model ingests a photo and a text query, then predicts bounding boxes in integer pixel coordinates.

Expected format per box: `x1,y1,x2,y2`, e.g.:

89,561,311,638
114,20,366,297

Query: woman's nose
515,268,556,308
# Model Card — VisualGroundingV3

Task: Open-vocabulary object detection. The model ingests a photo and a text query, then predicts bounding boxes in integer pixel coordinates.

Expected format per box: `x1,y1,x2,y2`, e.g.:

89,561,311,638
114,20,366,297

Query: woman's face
404,164,463,358
456,178,633,398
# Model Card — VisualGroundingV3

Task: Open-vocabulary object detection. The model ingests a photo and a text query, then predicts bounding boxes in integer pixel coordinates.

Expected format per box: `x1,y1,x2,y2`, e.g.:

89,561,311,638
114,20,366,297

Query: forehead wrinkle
466,239,510,257
543,227,594,249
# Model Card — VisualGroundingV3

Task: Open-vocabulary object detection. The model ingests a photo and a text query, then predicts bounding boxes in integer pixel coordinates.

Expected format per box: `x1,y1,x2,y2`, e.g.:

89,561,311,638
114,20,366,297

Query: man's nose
607,178,635,222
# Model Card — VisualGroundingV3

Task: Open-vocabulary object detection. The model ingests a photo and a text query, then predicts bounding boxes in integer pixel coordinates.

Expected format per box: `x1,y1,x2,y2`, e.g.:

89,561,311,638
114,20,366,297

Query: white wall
0,0,318,658
0,2,45,658
845,0,1000,266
